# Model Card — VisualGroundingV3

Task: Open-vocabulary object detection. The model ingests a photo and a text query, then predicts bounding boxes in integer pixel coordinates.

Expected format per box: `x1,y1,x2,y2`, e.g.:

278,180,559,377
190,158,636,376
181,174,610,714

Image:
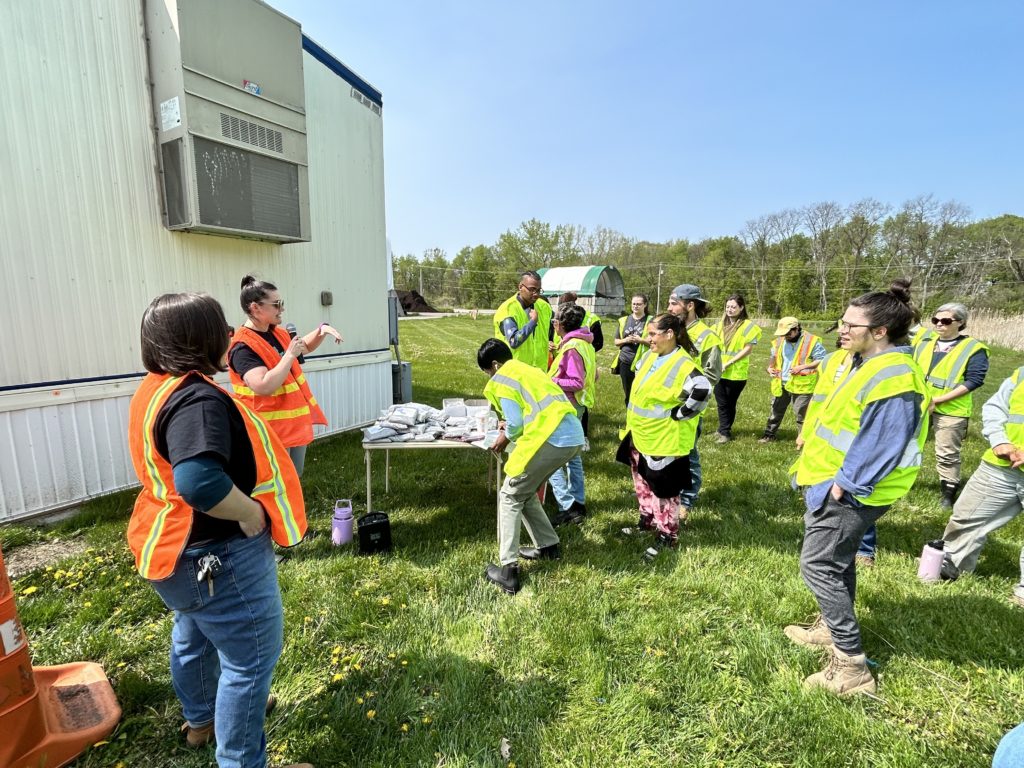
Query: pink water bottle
331,500,354,546
918,539,945,581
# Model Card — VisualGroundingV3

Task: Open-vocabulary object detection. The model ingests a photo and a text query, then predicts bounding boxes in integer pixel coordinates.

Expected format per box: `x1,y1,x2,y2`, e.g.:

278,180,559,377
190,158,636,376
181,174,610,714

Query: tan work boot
784,614,833,649
803,647,877,696
181,694,278,748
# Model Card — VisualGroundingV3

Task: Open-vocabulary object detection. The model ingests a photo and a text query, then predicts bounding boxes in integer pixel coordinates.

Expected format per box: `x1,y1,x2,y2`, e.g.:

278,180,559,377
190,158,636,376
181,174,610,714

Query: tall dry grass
968,309,1024,351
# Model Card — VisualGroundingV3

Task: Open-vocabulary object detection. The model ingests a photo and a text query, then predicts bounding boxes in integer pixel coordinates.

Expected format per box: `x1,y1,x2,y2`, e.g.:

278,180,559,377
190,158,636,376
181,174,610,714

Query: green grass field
5,316,1024,767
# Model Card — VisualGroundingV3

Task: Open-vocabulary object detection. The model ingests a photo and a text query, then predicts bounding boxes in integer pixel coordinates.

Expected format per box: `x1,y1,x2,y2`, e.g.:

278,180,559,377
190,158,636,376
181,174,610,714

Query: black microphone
285,323,304,364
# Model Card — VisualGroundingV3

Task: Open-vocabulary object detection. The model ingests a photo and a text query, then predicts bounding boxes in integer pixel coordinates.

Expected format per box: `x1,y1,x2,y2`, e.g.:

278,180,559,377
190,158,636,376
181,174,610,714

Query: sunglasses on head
931,317,956,326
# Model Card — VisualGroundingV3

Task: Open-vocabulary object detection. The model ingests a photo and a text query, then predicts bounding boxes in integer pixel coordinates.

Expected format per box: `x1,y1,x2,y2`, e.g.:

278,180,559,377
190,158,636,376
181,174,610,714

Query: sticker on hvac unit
242,80,262,96
160,96,181,132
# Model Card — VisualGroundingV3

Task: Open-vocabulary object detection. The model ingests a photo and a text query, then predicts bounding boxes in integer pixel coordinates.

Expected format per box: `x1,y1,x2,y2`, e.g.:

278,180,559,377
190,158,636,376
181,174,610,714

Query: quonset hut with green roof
536,265,625,319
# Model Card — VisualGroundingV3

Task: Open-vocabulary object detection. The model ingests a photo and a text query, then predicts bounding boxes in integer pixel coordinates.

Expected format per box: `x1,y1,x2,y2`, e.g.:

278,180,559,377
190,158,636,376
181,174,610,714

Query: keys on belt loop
196,553,223,597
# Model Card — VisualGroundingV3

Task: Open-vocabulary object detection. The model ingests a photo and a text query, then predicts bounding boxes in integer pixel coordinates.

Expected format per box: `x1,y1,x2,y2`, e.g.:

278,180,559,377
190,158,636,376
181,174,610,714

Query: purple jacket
552,328,594,406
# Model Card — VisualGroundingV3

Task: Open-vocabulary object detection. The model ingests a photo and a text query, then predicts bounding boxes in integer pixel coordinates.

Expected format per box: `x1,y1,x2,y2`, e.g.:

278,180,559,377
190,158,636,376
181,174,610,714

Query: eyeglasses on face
261,300,285,309
837,320,873,331
519,284,541,295
931,317,956,326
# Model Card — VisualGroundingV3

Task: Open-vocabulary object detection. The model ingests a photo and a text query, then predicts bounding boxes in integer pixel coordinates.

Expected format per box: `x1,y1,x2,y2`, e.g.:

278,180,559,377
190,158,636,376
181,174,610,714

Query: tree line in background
392,195,1024,318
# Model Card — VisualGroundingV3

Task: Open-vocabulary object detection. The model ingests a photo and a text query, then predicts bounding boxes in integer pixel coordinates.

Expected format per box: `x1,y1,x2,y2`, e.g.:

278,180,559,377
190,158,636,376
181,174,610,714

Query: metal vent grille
350,88,382,115
193,136,300,238
220,113,284,153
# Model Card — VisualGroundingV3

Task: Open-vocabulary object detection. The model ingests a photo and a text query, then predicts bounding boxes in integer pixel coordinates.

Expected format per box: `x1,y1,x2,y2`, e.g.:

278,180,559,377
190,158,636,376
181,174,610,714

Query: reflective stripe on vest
716,319,761,381
626,347,700,456
791,351,930,507
548,337,597,408
493,295,552,370
914,336,988,417
228,327,327,447
983,366,1024,471
127,373,307,580
484,359,576,475
773,332,821,394
800,349,851,444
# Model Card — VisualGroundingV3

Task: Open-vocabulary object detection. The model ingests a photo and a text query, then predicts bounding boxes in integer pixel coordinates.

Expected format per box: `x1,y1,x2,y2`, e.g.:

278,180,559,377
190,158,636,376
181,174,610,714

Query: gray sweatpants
943,460,1024,574
800,495,888,654
764,390,812,439
498,441,582,565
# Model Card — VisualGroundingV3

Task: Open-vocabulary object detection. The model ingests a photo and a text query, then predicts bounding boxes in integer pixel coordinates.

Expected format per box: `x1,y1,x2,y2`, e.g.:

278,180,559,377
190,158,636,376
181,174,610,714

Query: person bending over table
477,338,585,595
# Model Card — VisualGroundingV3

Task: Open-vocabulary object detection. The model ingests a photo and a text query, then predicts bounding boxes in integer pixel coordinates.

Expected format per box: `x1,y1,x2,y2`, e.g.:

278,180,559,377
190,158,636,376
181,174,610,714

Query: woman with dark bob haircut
785,285,929,698
127,293,311,768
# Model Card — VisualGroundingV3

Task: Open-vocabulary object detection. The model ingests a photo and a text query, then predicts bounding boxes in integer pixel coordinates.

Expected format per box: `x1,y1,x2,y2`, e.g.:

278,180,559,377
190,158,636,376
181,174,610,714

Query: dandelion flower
332,673,344,683
356,697,364,705
366,710,376,720
401,660,408,666
422,716,432,724
400,723,409,733
20,586,39,596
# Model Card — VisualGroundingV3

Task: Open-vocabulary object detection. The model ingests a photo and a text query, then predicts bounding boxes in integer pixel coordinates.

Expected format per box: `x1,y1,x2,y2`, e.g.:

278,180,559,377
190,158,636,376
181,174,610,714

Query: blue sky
272,1,1024,259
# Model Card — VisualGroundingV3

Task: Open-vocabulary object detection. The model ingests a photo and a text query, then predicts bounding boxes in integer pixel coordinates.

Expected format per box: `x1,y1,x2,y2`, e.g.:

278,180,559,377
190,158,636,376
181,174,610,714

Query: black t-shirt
154,375,257,545
229,327,286,380
617,315,648,366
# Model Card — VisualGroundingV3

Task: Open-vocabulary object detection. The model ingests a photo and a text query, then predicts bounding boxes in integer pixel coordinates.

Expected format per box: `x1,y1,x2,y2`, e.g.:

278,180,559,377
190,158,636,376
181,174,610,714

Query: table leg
365,449,372,514
385,449,390,494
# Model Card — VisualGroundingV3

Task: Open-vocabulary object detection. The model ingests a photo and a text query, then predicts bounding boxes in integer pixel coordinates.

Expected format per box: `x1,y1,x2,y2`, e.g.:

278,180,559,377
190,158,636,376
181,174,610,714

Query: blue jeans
149,529,283,768
858,524,877,558
549,453,585,511
679,420,702,509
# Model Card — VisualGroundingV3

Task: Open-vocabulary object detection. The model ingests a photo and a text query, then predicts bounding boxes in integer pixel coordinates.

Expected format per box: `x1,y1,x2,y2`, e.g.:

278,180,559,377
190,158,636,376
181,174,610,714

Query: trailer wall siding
0,0,390,521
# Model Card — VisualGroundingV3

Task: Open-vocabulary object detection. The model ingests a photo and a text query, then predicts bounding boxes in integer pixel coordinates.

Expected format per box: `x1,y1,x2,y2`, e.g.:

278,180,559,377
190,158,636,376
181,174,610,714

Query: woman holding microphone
229,275,343,476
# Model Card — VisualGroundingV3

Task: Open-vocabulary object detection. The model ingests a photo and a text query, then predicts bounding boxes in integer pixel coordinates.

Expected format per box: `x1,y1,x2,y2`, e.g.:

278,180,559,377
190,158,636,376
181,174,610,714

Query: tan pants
932,413,969,484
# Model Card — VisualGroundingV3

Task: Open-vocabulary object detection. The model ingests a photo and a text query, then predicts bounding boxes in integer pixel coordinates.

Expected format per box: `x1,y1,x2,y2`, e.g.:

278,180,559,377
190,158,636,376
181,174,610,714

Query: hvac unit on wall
145,0,311,243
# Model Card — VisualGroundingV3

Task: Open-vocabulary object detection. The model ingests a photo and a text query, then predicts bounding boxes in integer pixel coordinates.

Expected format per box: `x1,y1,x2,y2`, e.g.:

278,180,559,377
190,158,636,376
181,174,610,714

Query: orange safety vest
229,325,327,447
127,372,307,581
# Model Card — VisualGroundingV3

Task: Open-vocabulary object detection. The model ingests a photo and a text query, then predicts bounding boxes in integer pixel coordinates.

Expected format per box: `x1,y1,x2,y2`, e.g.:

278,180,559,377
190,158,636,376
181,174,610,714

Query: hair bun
240,275,257,289
888,283,912,305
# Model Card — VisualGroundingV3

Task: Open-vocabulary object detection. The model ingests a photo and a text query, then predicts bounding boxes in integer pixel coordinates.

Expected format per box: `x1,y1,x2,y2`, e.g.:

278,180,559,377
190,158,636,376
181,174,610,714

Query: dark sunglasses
931,317,956,326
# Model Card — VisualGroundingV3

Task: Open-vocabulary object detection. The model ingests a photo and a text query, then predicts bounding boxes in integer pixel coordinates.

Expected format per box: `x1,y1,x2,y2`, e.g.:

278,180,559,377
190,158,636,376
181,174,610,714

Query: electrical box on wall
145,0,311,242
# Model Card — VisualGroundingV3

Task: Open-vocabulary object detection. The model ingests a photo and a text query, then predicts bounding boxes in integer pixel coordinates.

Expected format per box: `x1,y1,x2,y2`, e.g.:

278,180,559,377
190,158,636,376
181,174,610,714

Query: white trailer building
0,0,392,522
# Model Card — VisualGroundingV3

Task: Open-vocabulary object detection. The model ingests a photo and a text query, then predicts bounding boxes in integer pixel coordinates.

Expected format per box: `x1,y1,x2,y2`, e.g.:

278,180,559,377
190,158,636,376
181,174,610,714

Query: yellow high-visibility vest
493,296,553,370
484,359,577,475
548,337,596,408
791,350,930,507
913,336,989,418
626,347,700,457
715,319,762,381
982,366,1024,472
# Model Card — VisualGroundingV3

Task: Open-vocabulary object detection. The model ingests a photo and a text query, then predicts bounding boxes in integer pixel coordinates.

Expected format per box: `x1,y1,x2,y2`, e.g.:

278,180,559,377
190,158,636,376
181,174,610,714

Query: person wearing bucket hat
758,316,827,444
667,284,722,522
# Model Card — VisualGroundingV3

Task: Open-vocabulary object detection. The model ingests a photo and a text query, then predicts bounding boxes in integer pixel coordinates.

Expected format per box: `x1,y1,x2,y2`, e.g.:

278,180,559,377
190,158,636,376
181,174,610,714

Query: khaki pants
497,442,582,565
933,413,969,484
942,460,1024,574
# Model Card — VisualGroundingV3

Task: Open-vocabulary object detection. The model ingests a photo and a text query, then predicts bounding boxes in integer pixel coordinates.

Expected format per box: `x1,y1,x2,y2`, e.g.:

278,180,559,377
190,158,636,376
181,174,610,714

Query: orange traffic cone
0,546,121,768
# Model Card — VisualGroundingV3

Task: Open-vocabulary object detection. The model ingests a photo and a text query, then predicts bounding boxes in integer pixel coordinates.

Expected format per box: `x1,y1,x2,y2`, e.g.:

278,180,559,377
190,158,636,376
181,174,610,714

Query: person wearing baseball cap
758,316,827,443
667,284,723,522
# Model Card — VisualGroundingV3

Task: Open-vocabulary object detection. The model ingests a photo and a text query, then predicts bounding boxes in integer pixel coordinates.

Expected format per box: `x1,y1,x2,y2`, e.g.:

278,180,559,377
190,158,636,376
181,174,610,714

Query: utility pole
419,266,423,296
655,263,664,313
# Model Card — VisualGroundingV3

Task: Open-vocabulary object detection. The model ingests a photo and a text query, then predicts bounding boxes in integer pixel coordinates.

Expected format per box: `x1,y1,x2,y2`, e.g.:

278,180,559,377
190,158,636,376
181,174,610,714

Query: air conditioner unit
145,0,311,243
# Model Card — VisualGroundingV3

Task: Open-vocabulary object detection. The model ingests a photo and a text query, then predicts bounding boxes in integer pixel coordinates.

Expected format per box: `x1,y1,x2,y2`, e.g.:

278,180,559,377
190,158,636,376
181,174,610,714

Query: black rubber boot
519,544,561,561
484,562,521,594
940,481,960,510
